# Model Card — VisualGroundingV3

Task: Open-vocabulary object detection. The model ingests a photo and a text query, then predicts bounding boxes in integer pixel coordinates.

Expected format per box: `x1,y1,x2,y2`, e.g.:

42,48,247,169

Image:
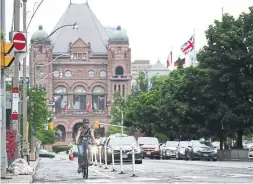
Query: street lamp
32,53,70,86
36,71,63,84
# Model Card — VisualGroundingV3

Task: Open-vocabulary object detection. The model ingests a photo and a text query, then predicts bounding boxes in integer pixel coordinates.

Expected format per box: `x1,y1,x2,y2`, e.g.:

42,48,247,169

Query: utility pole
13,0,21,158
1,0,8,178
22,0,29,161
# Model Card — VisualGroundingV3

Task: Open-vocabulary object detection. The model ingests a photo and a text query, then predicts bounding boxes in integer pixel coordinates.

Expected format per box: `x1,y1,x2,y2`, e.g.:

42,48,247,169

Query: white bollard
92,148,94,163
111,148,116,172
104,146,108,169
94,146,97,166
119,144,124,174
99,146,102,167
131,144,136,177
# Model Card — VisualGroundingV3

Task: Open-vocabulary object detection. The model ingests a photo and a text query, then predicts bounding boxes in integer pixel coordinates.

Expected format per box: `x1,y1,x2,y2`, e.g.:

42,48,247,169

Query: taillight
250,147,253,152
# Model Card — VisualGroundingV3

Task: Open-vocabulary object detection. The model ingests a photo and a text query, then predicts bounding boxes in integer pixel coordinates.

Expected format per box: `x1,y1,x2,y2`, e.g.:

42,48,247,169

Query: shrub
52,145,72,153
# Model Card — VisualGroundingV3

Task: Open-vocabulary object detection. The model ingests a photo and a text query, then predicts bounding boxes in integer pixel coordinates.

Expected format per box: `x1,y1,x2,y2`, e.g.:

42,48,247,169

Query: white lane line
72,161,115,179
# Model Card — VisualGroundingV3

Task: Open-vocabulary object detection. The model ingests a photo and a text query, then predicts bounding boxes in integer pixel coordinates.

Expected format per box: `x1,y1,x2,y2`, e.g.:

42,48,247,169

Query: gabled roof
50,3,109,55
149,60,169,71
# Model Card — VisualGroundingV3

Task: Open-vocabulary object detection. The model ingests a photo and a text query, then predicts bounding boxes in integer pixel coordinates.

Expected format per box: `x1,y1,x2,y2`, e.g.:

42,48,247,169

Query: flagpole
193,28,196,67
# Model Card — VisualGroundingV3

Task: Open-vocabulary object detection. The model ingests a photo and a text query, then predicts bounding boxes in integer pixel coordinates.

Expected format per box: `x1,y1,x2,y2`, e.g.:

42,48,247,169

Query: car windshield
138,137,159,145
179,142,188,147
108,136,137,146
166,141,178,147
39,149,48,154
202,142,213,147
192,141,207,147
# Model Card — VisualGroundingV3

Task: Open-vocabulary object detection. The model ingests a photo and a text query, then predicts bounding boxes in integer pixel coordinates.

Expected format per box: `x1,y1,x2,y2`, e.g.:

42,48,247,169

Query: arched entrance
72,122,82,141
55,125,66,141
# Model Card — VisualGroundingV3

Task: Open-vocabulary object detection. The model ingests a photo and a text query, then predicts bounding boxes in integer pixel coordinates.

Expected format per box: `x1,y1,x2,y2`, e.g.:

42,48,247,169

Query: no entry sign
13,32,27,52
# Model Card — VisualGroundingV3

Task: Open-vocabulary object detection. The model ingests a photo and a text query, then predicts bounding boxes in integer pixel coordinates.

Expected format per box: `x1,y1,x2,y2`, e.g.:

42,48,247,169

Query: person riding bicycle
75,118,97,173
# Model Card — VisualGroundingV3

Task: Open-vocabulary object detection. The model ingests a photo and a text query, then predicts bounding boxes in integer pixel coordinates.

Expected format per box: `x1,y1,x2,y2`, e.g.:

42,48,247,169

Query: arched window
73,86,86,111
92,86,105,111
54,86,68,112
115,66,124,75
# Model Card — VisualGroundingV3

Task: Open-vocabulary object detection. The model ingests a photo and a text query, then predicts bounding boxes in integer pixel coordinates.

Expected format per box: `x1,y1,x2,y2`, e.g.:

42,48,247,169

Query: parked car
137,137,160,159
175,141,189,160
39,149,55,158
185,140,217,161
161,141,178,159
101,134,142,164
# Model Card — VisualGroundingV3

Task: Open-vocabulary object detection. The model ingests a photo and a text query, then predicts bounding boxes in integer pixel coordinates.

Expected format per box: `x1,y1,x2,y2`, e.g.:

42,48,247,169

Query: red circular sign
13,32,26,51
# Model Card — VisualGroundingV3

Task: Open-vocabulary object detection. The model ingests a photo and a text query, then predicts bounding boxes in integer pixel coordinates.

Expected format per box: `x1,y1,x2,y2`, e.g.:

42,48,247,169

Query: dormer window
78,53,82,60
82,53,86,60
73,53,77,60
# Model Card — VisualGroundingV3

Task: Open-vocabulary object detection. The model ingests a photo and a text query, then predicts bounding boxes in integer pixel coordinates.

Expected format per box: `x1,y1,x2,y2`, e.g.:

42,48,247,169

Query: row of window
54,85,105,94
114,84,126,97
53,70,107,79
71,53,86,60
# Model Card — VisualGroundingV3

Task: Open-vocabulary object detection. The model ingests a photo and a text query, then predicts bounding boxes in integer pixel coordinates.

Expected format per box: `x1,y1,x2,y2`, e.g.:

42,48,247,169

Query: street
33,155,253,183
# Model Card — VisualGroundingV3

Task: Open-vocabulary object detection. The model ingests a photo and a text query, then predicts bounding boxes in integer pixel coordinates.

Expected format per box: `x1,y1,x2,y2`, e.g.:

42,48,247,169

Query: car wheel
135,160,142,164
213,158,217,161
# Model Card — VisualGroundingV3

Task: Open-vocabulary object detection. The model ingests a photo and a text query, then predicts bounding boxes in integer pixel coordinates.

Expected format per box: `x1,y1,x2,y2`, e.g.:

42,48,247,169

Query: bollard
111,148,116,172
94,146,97,166
99,146,102,168
131,144,137,177
92,148,94,164
119,145,125,174
104,146,108,169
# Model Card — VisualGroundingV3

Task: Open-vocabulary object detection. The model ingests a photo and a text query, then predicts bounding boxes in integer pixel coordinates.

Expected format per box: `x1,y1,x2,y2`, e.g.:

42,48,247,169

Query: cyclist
75,118,97,173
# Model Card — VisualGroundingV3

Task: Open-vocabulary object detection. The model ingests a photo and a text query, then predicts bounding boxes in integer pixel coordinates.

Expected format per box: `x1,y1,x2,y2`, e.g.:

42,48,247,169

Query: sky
4,0,253,65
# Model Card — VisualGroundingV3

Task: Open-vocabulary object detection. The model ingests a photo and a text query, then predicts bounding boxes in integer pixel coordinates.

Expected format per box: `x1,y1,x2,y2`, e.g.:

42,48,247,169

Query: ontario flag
174,58,186,68
181,36,194,55
166,51,172,68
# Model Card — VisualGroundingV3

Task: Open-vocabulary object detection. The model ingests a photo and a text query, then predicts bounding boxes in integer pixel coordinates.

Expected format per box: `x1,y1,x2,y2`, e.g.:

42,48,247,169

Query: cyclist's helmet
82,118,89,124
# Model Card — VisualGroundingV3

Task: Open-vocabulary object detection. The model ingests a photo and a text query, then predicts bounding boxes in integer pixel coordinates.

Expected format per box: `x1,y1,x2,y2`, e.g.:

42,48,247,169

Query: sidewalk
1,158,40,183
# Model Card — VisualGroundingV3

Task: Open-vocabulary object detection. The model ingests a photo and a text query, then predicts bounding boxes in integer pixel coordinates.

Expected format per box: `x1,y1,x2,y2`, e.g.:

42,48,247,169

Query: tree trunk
219,134,223,150
236,130,243,149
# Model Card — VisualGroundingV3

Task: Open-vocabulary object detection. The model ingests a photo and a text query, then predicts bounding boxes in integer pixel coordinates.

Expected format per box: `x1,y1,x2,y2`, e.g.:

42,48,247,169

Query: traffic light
49,122,54,130
95,121,99,129
1,42,14,70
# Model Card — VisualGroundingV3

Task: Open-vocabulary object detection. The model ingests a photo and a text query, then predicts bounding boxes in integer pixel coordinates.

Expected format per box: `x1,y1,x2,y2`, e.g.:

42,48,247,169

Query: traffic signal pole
22,0,29,162
0,0,8,178
13,0,21,159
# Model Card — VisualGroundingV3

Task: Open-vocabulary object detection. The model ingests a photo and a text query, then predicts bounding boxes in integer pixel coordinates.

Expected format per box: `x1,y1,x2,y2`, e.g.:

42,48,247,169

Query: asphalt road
33,155,253,183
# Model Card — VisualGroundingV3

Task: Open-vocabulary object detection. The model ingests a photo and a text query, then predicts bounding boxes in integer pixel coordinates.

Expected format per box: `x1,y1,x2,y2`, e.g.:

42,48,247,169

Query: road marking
72,161,115,179
131,177,160,181
83,179,111,183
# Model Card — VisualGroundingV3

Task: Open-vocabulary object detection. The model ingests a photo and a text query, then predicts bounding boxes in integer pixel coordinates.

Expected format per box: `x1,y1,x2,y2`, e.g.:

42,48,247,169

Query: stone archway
55,125,66,141
72,122,82,140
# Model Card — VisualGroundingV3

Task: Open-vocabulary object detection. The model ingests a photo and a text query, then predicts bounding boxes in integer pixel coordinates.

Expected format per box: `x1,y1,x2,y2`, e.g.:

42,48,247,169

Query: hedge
52,145,72,153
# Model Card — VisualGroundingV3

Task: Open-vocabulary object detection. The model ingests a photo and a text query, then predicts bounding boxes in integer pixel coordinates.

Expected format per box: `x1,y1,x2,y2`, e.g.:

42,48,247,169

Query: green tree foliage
37,129,56,145
111,7,253,148
27,88,49,139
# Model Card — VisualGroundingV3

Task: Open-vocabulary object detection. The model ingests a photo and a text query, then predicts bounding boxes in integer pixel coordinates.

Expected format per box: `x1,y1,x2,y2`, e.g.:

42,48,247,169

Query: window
88,70,95,78
54,86,68,113
78,53,82,60
118,85,121,93
73,53,77,60
115,66,124,75
117,46,121,52
39,46,43,53
114,85,117,92
73,86,86,111
92,86,105,111
82,53,86,60
99,71,106,79
65,70,72,77
35,64,46,76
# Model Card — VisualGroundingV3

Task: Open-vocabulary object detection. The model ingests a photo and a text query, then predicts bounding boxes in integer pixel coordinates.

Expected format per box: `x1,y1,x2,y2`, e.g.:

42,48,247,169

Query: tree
37,129,56,145
27,88,49,139
198,9,253,148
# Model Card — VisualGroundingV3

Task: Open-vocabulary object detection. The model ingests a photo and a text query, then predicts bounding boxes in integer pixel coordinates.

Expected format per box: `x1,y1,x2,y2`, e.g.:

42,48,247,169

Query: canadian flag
86,102,91,111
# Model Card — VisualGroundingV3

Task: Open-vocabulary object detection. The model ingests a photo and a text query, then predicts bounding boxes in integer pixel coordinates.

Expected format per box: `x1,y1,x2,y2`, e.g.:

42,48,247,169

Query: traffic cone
69,153,74,161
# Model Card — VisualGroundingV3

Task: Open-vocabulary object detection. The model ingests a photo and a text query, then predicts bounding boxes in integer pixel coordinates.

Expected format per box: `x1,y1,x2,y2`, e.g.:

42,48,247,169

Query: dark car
39,149,55,158
102,134,142,164
137,137,160,159
185,140,217,161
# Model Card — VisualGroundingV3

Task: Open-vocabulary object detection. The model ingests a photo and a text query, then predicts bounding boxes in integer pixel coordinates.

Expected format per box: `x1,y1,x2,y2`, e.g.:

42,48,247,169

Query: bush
52,145,72,153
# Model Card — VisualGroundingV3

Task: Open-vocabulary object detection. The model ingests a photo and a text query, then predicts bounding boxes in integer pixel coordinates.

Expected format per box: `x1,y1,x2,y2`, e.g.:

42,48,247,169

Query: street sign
12,32,27,52
12,87,19,122
0,42,15,69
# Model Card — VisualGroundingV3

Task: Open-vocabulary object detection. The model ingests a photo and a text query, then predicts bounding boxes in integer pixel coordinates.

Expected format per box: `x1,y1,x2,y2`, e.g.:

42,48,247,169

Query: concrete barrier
218,149,252,161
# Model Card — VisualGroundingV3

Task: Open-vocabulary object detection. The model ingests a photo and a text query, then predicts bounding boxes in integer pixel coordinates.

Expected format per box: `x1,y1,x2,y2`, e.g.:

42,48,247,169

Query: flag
181,36,194,55
86,102,91,111
63,103,68,110
166,51,172,68
174,58,186,66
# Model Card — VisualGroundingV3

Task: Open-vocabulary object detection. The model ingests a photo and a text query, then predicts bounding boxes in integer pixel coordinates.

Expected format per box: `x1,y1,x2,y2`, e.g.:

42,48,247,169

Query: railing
54,109,108,116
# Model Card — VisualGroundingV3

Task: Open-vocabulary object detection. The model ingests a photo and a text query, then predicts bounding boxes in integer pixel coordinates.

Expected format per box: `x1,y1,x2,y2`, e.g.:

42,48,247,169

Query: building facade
131,60,151,80
29,2,131,144
147,60,169,79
